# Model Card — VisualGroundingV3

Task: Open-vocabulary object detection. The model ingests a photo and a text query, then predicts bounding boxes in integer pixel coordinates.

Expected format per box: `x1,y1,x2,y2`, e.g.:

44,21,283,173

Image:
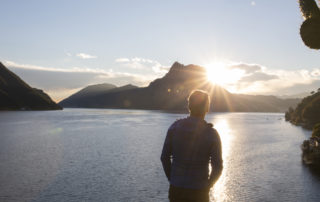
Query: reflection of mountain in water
60,62,300,112
307,166,320,180
0,62,61,110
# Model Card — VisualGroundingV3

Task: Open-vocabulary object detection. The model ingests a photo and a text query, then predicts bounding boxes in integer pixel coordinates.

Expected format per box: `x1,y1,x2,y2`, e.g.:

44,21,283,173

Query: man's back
161,116,223,189
161,90,223,202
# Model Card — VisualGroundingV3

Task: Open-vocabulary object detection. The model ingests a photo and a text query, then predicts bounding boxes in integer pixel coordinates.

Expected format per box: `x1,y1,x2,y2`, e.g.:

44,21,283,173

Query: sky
0,0,319,101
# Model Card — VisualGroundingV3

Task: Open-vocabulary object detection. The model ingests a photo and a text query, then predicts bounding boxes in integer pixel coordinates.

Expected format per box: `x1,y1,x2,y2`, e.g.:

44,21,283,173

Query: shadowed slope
60,84,138,107
0,62,61,110
285,90,320,129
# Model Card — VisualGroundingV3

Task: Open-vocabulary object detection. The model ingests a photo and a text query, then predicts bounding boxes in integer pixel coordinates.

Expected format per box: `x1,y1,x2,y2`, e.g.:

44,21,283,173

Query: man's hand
208,165,223,188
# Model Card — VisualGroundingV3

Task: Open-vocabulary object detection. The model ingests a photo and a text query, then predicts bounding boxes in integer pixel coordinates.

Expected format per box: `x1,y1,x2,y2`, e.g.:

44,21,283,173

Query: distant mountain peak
59,83,138,107
171,61,184,69
168,62,206,74
164,62,207,80
62,82,117,102
122,84,137,88
85,83,117,89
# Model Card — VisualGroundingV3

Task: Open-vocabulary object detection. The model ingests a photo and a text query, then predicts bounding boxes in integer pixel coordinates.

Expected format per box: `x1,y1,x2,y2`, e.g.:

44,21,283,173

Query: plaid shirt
161,116,223,189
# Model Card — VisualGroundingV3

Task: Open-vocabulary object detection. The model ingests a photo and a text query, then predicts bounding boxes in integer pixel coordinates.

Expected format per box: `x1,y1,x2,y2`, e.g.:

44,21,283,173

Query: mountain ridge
60,83,138,107
60,62,300,112
0,62,62,110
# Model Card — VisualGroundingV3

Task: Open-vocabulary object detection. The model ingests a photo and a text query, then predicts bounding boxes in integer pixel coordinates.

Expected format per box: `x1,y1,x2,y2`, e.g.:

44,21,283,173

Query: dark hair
188,90,210,115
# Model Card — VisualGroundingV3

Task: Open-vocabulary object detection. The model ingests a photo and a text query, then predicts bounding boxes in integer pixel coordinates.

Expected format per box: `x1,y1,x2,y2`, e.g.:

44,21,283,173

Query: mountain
60,62,300,112
71,83,117,98
285,89,320,129
278,92,310,99
60,83,138,107
0,62,62,110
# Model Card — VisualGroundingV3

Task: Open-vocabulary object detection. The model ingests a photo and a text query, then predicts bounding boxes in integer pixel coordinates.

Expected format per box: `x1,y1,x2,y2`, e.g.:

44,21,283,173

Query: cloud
276,80,320,96
4,61,155,102
228,63,261,74
225,62,320,96
311,69,320,77
76,53,97,59
115,57,169,73
152,64,170,73
251,1,256,6
239,72,278,82
115,58,130,63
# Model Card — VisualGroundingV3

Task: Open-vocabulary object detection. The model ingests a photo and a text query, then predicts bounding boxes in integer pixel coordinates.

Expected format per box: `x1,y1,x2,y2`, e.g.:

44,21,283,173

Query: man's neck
190,113,205,120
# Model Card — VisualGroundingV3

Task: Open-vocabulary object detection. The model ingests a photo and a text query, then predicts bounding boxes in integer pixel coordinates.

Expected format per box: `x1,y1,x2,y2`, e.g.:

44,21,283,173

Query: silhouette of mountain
72,83,117,98
59,62,300,112
60,83,138,107
278,92,310,99
285,89,320,129
0,62,62,110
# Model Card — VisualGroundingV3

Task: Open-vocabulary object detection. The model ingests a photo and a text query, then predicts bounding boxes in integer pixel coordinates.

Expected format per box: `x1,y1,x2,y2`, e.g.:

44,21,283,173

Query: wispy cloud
239,72,278,82
228,63,261,74
76,53,97,59
225,62,320,96
115,57,169,73
115,58,130,63
4,61,155,102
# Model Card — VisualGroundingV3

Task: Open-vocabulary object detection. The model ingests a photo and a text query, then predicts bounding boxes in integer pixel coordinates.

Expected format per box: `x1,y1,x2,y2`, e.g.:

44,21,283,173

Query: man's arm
160,128,173,181
208,130,223,188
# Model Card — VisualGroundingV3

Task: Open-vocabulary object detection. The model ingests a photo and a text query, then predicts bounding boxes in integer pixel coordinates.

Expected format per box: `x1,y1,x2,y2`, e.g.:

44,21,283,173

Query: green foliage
286,89,320,129
285,107,294,121
312,123,320,137
302,96,320,124
299,0,320,49
299,0,320,19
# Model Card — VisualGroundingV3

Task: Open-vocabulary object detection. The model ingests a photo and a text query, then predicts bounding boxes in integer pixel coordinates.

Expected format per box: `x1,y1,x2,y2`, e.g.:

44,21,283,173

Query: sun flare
204,62,243,86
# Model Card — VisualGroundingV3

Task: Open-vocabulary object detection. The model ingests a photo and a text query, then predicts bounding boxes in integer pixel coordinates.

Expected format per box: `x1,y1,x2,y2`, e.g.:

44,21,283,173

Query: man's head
188,90,210,117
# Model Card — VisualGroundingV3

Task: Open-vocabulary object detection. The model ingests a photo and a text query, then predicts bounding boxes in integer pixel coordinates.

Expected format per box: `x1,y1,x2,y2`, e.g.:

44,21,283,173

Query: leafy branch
299,0,320,49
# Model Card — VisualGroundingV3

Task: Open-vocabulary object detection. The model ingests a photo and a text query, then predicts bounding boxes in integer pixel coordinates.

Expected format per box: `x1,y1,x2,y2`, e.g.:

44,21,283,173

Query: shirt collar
187,116,206,123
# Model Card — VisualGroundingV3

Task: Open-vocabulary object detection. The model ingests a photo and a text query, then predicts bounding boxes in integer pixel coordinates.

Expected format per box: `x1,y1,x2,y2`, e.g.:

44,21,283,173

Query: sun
204,62,243,86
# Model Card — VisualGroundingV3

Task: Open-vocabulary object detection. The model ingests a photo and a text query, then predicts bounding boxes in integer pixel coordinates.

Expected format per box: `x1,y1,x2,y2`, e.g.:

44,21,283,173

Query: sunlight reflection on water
209,118,233,202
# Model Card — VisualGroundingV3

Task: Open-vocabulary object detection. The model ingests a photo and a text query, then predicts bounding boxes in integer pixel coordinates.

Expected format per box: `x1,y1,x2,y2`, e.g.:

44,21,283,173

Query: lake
0,109,319,202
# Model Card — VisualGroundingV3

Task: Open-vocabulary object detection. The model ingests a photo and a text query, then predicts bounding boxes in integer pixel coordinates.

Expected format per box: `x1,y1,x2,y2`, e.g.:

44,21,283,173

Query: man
161,90,223,202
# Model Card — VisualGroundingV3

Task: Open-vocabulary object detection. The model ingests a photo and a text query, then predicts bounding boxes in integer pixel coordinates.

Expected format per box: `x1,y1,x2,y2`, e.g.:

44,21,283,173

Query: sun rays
204,62,243,87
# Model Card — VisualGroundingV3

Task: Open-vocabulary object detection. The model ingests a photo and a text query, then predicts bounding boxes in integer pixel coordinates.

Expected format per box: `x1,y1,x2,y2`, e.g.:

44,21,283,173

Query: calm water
0,109,319,202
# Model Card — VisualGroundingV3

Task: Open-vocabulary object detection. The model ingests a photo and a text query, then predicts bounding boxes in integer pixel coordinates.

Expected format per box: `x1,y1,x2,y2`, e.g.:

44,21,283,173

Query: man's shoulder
203,122,219,137
206,123,217,133
168,118,187,130
207,127,221,144
207,125,217,134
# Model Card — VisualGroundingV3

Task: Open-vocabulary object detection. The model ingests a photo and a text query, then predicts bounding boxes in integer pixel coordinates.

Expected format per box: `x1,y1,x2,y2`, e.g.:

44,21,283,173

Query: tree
299,0,320,49
302,96,320,125
312,123,320,138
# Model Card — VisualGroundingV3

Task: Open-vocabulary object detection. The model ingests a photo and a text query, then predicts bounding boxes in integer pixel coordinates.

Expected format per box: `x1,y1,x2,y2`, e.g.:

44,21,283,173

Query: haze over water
0,109,320,202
